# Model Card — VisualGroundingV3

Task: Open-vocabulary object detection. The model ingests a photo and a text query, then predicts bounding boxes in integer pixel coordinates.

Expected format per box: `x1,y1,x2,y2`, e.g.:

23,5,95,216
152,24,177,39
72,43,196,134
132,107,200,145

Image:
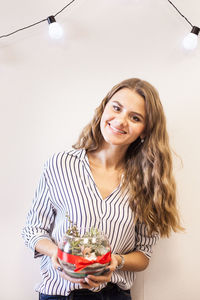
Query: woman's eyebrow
112,100,123,108
112,100,145,120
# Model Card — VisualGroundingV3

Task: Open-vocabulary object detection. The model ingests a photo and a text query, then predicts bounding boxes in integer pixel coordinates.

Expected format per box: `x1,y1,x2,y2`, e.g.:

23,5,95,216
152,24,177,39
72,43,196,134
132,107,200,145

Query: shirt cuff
135,249,152,259
28,234,52,258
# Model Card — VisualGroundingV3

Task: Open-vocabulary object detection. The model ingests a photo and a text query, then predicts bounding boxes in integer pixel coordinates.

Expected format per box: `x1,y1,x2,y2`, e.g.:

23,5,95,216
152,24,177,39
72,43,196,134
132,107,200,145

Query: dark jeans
39,283,131,300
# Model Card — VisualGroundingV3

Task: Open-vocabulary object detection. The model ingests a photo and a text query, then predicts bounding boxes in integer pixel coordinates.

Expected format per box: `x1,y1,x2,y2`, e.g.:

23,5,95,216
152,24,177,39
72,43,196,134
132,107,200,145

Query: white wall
1,1,200,299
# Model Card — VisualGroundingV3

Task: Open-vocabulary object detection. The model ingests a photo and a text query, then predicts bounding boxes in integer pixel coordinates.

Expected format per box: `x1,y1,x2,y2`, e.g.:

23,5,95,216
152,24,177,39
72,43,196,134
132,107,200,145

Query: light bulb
47,16,63,39
183,26,199,50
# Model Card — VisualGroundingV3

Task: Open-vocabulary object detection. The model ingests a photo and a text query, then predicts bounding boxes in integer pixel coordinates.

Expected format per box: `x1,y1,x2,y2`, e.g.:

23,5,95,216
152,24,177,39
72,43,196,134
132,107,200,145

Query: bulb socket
47,16,56,24
191,26,200,36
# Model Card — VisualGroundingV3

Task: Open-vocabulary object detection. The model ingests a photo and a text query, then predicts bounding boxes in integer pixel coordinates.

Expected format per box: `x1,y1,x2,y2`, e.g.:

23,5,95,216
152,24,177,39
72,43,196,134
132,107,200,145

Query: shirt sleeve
22,167,56,258
134,222,159,259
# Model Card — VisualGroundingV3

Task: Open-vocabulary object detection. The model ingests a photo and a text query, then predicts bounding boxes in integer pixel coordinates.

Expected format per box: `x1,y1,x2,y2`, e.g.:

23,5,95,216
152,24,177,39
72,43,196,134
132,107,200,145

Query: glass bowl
57,227,111,278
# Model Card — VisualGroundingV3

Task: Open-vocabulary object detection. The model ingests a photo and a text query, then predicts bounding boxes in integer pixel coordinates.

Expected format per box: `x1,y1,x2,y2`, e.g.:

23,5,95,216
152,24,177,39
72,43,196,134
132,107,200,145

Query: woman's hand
77,254,118,289
51,248,86,284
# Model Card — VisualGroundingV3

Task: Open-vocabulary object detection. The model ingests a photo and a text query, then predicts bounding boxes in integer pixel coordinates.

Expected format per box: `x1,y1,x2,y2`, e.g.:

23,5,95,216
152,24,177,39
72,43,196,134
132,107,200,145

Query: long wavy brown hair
73,78,183,237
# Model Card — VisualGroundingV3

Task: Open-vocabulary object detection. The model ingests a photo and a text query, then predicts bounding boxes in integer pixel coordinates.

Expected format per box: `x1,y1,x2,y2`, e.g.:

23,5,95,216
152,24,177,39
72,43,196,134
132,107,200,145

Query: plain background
1,0,200,299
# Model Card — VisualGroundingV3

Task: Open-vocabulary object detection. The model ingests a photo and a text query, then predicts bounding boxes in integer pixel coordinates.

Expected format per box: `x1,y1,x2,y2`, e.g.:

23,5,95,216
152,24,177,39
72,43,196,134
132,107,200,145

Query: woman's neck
87,143,128,171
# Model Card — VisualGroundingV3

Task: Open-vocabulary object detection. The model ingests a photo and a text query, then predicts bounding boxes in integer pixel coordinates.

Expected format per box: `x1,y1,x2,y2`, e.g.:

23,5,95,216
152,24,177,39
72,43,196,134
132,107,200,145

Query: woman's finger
84,277,102,288
58,270,85,284
109,254,119,270
51,253,62,270
79,281,92,289
87,272,111,283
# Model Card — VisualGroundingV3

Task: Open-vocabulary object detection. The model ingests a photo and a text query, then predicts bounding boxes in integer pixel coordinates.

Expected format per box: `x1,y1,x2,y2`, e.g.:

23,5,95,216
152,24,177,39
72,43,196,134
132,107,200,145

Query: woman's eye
113,105,120,112
131,115,140,122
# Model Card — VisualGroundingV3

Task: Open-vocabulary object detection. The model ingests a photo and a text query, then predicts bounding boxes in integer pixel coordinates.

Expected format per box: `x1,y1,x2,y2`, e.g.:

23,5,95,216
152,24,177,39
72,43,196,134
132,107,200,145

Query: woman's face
100,88,146,148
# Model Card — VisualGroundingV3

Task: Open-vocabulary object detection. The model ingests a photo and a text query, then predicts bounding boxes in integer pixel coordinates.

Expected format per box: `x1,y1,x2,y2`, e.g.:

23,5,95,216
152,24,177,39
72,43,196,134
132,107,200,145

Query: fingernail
57,267,63,272
104,268,110,274
101,268,110,275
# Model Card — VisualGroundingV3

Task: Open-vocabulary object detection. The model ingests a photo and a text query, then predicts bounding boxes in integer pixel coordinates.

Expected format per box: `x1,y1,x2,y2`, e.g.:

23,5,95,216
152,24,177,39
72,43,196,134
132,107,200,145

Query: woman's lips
108,123,127,134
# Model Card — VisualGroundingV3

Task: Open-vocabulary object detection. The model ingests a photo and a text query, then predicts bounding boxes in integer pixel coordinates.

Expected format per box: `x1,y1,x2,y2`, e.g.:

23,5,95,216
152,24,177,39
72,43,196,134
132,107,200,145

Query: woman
22,78,183,300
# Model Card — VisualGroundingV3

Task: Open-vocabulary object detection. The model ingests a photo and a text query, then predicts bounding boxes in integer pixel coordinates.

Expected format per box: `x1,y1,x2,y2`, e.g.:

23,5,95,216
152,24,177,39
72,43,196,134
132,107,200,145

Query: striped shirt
22,148,159,296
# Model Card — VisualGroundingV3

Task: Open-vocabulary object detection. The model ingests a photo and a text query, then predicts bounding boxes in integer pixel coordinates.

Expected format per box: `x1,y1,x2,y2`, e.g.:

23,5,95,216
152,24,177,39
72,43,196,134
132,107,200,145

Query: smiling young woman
74,78,183,237
22,78,183,300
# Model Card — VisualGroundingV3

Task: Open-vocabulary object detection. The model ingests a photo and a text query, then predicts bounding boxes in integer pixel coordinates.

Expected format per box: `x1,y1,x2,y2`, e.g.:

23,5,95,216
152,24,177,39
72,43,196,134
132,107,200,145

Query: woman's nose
115,114,128,126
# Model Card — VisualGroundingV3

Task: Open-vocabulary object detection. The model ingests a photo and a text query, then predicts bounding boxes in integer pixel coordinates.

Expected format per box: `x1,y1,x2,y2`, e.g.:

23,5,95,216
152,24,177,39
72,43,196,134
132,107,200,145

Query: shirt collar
68,148,87,161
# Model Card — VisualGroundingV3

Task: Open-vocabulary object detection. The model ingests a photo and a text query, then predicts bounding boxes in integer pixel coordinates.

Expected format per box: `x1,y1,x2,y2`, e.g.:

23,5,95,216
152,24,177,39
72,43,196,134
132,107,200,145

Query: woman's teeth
109,123,126,134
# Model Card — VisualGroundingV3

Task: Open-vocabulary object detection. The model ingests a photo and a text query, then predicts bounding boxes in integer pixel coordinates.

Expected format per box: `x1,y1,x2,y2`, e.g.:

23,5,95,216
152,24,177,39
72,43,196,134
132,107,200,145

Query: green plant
64,213,106,256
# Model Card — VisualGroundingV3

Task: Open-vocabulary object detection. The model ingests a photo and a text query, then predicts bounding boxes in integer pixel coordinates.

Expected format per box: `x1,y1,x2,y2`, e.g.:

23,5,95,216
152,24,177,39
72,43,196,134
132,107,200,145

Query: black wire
0,0,76,39
54,0,76,17
167,0,193,27
0,18,47,38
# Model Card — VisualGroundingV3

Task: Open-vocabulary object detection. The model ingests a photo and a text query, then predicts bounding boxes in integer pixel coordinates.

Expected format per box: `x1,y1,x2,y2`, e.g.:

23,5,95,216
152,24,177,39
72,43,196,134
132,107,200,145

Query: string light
47,16,63,39
167,0,199,50
0,0,199,51
182,26,200,50
0,0,76,39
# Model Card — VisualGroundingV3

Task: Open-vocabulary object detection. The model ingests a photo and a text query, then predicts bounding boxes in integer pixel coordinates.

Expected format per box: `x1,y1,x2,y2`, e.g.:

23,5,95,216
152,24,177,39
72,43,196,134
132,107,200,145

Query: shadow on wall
141,233,189,300
131,271,144,300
